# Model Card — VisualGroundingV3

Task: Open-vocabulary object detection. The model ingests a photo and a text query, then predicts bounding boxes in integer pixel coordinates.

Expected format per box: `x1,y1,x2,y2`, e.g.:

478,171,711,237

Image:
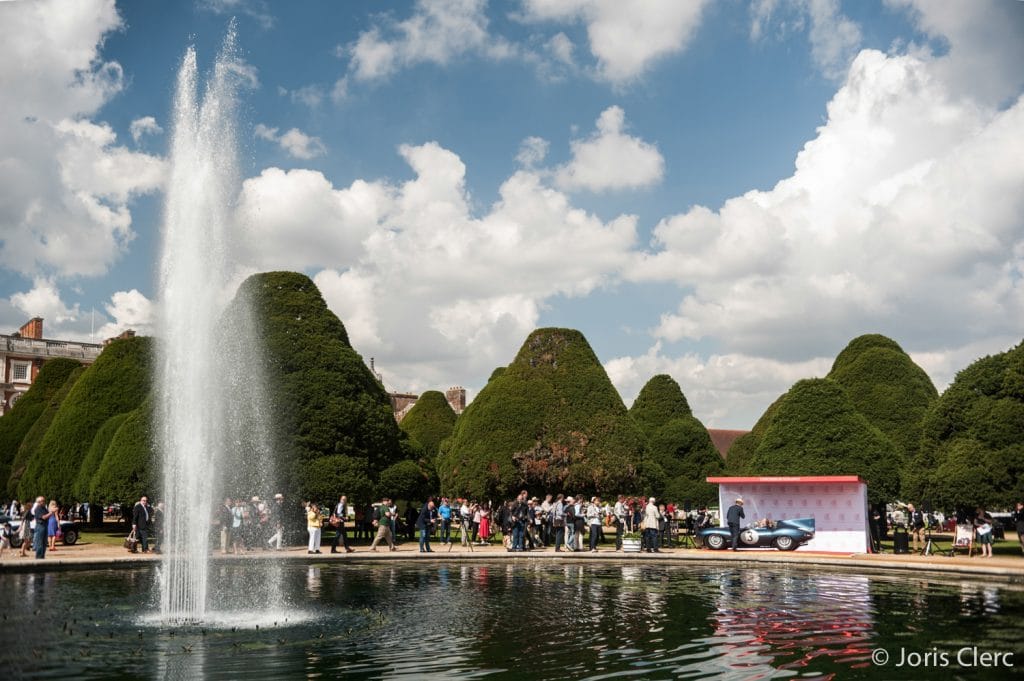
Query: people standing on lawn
1014,501,1024,555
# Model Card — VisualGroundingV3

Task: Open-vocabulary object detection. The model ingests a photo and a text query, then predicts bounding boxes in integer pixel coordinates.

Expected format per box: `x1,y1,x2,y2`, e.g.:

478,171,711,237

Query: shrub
746,378,902,504
17,336,152,501
399,390,456,458
75,412,131,501
90,402,158,505
437,328,645,499
0,358,81,496
7,365,85,498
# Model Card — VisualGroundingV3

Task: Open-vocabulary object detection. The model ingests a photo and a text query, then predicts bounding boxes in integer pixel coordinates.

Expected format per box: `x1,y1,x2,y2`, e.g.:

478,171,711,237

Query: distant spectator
132,496,151,553
974,507,994,558
47,501,60,552
306,502,322,554
1013,501,1024,555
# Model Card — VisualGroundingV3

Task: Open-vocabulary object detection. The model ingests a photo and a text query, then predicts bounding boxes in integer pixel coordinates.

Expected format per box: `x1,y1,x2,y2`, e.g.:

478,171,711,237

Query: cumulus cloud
0,0,165,278
129,116,163,143
346,0,516,82
750,0,862,79
605,342,832,427
196,0,274,30
554,106,664,191
254,124,327,159
236,140,637,393
520,0,709,83
10,279,80,325
94,288,155,339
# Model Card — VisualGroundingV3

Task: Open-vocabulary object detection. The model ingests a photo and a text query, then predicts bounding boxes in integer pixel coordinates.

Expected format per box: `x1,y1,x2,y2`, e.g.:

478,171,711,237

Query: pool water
3,561,1022,679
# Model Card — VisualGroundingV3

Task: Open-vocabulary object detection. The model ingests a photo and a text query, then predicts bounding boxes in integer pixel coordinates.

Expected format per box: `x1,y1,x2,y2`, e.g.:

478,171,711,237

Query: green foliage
298,455,375,507
629,375,721,505
828,334,938,458
17,337,152,501
231,272,405,502
628,374,692,433
74,412,131,501
488,367,506,382
0,358,81,496
746,378,902,504
438,327,645,499
905,341,1024,510
7,366,85,498
399,391,456,458
377,459,436,503
89,402,157,504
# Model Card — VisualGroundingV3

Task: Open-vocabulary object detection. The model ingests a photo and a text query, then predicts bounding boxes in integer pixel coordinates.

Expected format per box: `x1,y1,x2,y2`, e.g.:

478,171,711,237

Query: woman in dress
478,502,491,545
46,501,60,552
18,499,33,558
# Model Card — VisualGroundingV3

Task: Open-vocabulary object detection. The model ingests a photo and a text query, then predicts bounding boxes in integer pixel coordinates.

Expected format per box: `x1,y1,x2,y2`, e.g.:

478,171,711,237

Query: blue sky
1,0,1022,428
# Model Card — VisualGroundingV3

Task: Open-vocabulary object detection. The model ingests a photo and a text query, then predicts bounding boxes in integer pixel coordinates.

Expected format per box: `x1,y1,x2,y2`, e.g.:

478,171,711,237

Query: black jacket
415,504,435,530
726,504,745,525
132,502,151,531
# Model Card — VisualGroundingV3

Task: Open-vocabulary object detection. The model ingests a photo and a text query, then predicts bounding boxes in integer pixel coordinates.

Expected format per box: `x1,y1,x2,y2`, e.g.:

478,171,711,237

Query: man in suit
726,498,745,551
331,494,354,553
416,499,436,553
132,495,151,553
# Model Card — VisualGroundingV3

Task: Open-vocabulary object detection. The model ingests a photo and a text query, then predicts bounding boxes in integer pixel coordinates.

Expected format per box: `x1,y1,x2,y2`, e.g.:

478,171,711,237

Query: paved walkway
3,539,1023,579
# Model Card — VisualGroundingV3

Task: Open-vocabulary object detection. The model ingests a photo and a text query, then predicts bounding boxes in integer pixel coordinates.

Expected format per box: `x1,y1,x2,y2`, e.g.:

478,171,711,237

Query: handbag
124,529,139,553
329,514,341,528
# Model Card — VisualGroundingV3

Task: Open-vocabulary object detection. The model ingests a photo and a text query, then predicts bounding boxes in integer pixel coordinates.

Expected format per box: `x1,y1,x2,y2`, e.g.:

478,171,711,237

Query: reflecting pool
4,561,1022,679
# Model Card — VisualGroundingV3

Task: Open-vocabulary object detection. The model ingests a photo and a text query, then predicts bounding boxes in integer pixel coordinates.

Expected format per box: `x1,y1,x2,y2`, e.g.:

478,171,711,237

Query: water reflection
4,562,1023,680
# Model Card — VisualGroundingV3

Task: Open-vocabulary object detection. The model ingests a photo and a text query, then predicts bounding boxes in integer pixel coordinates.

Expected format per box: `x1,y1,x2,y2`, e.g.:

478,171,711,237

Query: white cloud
605,342,832,428
886,0,1024,106
10,279,80,325
94,288,155,339
515,136,549,168
235,167,389,270
554,106,664,191
347,0,516,82
129,116,163,143
236,139,637,393
278,84,325,108
520,0,709,83
0,0,165,279
750,0,862,79
254,124,326,159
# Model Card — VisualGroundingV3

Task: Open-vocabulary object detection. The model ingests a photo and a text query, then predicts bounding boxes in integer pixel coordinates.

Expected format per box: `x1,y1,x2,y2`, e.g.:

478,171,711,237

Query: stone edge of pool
3,549,1023,581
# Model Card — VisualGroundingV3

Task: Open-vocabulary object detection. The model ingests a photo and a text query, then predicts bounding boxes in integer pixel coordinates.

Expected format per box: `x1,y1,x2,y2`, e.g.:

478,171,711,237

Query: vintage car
0,514,81,547
699,517,815,551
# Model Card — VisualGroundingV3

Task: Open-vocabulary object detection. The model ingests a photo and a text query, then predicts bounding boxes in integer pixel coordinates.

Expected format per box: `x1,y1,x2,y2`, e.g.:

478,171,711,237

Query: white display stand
707,476,871,553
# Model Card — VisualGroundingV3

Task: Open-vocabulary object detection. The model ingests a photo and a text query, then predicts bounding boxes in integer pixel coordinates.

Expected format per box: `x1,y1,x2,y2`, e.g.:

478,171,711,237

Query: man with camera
907,503,925,552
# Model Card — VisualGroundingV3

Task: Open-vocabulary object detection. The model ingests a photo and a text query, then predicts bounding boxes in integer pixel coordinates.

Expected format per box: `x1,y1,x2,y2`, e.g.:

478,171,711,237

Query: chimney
446,386,467,414
18,317,43,340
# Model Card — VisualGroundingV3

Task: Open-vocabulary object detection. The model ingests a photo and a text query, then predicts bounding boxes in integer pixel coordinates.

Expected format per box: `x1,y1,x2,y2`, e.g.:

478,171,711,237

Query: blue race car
699,517,815,551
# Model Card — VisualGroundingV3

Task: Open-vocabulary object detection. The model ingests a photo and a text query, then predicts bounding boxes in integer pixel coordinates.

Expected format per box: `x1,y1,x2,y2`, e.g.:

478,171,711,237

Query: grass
876,533,1023,558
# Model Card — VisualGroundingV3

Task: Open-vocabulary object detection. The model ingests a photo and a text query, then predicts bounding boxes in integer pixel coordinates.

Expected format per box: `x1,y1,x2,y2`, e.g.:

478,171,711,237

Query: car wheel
775,536,796,551
705,534,726,550
62,530,78,546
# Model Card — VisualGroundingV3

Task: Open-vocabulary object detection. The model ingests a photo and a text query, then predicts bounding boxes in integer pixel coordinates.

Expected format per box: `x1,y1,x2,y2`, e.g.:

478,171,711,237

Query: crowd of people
305,492,715,555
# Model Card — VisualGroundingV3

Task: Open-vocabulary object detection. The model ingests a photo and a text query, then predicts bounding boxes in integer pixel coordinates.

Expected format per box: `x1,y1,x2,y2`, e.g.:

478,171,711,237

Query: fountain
156,28,275,624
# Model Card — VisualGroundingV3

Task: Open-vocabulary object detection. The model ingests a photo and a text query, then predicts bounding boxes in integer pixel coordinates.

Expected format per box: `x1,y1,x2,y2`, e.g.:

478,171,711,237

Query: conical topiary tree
629,375,722,506
7,365,86,498
745,378,902,504
89,400,158,505
828,334,938,460
904,341,1024,510
229,271,406,505
17,336,152,501
437,327,645,499
399,390,457,458
0,358,81,497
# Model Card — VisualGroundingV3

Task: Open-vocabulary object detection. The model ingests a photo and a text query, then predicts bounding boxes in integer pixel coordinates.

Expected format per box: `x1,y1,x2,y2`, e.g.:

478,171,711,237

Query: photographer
907,503,925,552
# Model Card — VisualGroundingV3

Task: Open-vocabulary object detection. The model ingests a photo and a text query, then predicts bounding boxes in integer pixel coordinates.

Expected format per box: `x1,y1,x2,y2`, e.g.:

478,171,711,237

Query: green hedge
17,336,152,501
746,378,902,504
828,334,937,459
904,341,1024,509
89,402,157,504
231,272,406,503
74,412,131,501
629,374,722,505
0,358,81,496
438,327,644,499
399,390,456,458
7,365,85,498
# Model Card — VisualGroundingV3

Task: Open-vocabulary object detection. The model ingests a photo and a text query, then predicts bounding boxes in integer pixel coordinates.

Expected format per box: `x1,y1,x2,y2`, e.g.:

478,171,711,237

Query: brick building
1,318,105,415
389,386,467,422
